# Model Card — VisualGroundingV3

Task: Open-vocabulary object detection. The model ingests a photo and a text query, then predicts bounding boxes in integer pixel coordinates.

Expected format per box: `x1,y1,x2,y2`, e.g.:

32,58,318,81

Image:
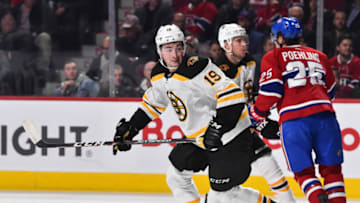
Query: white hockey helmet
155,24,186,57
218,23,247,53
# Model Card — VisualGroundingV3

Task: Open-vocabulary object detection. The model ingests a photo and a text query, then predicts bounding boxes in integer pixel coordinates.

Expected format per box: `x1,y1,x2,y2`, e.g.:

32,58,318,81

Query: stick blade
22,118,41,144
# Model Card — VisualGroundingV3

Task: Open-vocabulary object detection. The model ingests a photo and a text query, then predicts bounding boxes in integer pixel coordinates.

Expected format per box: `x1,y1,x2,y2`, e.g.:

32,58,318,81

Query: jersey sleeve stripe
279,100,331,116
143,94,166,112
185,126,208,138
328,82,336,100
217,87,241,99
216,82,238,96
217,92,245,104
151,73,165,82
260,78,284,86
140,102,160,119
143,100,162,115
258,90,282,98
259,82,284,96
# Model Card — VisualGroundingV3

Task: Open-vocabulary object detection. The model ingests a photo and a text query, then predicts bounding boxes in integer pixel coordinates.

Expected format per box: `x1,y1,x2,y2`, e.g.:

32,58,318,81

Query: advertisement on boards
0,99,359,179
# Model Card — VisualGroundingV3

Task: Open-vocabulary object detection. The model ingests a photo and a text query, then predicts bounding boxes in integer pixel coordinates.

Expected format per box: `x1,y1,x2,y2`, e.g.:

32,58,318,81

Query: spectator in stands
255,0,288,33
303,0,333,35
172,12,190,36
119,13,158,63
209,40,223,62
138,60,156,96
185,35,199,56
135,0,173,34
0,8,39,95
13,0,54,73
177,0,218,41
87,36,136,93
213,0,254,37
237,9,264,55
342,0,360,57
288,3,316,48
329,35,360,98
0,8,33,51
50,0,90,50
99,64,138,97
56,61,99,97
324,10,349,57
342,0,360,34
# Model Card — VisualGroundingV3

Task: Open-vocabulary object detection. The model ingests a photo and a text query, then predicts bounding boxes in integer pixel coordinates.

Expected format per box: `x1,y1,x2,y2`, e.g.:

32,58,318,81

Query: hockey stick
22,118,196,148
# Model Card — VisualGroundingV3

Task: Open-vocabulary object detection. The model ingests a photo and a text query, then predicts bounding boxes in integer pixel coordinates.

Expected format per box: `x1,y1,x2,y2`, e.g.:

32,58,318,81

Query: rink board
0,97,359,199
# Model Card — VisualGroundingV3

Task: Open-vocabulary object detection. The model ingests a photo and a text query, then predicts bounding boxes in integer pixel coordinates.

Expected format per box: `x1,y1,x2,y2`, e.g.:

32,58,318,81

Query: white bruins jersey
139,56,251,146
215,53,256,104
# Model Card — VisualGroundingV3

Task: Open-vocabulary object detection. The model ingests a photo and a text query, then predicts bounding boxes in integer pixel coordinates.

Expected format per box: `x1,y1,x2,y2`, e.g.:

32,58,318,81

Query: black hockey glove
113,118,139,154
255,118,280,139
203,120,223,151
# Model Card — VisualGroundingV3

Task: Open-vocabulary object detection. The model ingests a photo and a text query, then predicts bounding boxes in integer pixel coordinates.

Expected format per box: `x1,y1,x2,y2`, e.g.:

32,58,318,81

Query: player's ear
222,41,229,51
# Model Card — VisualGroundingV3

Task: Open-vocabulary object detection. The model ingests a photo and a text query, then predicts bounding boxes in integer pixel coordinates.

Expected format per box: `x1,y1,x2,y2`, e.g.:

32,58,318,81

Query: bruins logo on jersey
167,91,187,121
187,56,199,67
243,79,254,104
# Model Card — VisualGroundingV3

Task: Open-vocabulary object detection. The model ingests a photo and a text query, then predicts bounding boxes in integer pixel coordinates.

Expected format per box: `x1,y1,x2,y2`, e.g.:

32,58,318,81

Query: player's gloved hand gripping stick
22,118,195,148
249,105,280,139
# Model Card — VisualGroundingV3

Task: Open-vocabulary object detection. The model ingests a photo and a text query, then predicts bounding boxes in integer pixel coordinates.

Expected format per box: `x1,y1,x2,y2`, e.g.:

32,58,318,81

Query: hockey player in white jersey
112,24,275,203
216,23,296,203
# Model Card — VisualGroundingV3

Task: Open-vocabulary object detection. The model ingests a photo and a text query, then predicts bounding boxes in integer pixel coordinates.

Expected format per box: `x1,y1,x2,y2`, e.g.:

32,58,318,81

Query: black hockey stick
22,118,196,148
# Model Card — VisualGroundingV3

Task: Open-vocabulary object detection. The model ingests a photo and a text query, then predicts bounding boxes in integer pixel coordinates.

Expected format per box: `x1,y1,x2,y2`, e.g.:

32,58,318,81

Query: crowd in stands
0,0,359,98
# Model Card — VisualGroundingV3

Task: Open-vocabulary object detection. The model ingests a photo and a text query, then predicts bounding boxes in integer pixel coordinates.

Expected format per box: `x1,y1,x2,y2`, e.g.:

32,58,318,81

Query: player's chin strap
159,59,178,72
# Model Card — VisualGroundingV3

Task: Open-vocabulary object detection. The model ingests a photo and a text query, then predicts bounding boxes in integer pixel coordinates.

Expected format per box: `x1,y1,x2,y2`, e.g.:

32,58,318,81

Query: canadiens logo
167,91,188,122
187,56,199,67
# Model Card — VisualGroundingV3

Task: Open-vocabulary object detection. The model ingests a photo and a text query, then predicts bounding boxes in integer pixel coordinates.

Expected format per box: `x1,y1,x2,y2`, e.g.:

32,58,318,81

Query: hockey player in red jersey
113,24,275,203
250,17,346,203
216,23,296,203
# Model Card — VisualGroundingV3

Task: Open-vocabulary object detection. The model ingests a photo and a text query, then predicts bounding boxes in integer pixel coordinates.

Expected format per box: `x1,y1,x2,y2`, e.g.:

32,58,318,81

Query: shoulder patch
175,55,209,79
187,56,199,67
218,64,230,71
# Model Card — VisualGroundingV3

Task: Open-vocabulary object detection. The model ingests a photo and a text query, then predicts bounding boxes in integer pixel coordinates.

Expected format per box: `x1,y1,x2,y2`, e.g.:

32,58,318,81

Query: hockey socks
252,153,296,202
294,166,327,203
319,164,346,203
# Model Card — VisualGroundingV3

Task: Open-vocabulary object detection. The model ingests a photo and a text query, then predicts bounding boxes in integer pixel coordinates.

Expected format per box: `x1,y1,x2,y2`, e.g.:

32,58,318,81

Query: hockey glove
255,118,280,139
203,120,223,151
113,118,139,154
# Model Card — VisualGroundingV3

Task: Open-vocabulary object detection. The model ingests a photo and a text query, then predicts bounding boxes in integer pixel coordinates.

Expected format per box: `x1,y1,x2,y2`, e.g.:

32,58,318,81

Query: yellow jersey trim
216,83,238,98
186,126,208,138
151,73,165,82
217,93,245,104
172,73,190,81
141,101,159,118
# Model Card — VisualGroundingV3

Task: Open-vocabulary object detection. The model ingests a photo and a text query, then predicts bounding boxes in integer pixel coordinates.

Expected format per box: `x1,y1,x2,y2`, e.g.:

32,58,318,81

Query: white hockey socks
166,165,200,203
252,153,296,203
206,185,272,203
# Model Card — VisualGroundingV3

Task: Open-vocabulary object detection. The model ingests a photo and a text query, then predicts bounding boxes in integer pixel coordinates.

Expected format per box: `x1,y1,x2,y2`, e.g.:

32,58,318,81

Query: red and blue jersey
253,45,336,123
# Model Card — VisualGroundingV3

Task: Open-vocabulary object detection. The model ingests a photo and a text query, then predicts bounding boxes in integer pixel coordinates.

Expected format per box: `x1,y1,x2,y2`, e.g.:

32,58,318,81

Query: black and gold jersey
139,55,251,146
215,53,256,104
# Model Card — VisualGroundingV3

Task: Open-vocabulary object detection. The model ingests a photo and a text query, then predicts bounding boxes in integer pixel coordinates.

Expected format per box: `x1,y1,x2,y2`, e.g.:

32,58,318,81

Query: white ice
0,191,358,203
